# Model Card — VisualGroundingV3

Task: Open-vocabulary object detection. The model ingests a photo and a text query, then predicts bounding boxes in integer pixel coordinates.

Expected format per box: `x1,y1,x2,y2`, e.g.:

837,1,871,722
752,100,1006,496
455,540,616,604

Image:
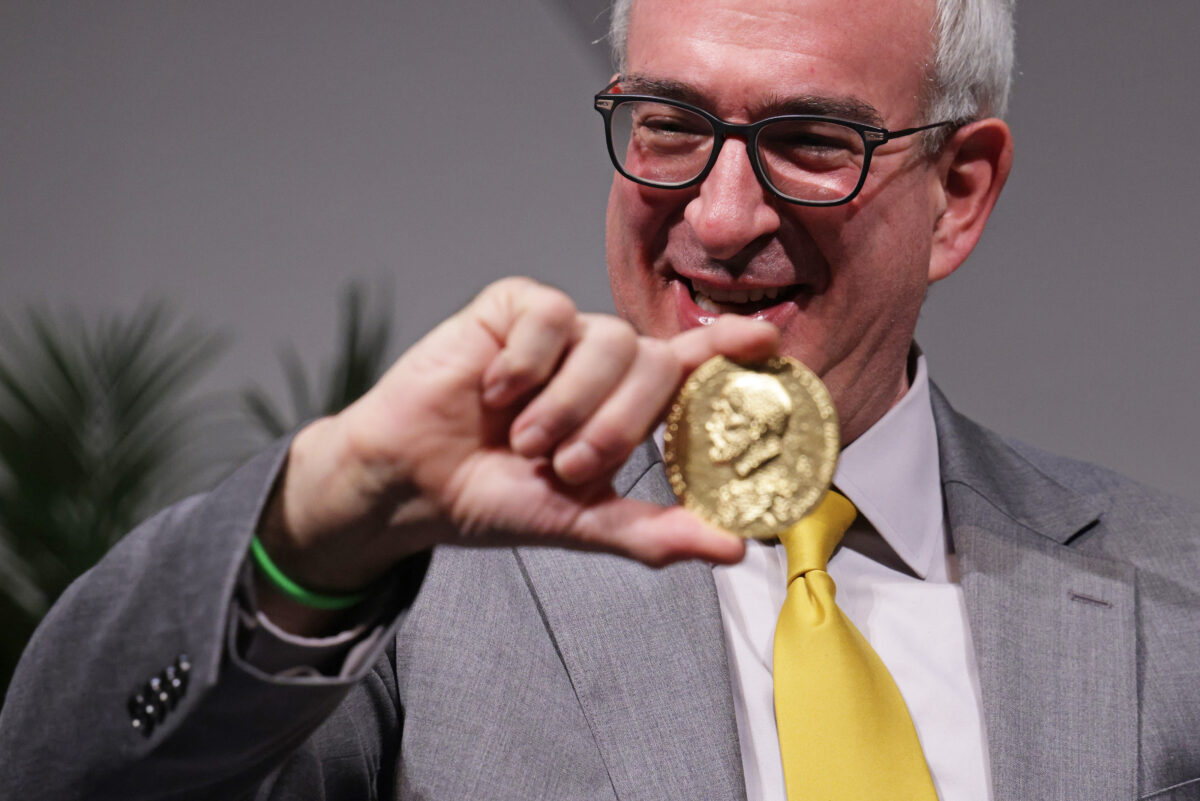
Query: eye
762,122,856,155
758,120,865,175
626,102,712,153
608,100,718,183
634,111,708,137
779,132,849,152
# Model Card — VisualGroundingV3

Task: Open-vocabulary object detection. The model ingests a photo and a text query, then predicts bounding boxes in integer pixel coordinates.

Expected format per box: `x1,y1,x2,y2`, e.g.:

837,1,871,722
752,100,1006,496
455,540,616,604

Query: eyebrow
619,73,886,128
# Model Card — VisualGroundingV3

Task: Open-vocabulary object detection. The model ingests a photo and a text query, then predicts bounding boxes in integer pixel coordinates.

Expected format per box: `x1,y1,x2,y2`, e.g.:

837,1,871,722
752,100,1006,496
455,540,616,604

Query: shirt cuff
232,556,392,678
235,604,389,678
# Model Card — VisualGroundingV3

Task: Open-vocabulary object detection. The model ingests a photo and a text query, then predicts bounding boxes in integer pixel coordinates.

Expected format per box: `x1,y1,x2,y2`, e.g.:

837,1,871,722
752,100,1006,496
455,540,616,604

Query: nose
683,137,782,262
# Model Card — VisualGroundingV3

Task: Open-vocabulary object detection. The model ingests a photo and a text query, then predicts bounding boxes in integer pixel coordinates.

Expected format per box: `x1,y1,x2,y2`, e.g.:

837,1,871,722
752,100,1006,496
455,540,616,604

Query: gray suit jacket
2,387,1198,800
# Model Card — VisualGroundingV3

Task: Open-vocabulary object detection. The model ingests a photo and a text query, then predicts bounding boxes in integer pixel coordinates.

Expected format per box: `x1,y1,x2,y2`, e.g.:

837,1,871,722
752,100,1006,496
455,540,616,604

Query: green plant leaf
0,303,223,696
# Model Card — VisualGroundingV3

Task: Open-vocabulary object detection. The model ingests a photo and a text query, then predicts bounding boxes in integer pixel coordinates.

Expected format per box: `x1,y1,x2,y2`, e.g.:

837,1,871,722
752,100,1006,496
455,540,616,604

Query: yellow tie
773,490,938,800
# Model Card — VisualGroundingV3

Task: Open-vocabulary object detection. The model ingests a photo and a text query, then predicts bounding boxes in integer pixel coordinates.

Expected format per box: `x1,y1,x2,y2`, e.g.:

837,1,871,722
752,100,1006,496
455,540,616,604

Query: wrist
257,414,448,594
250,535,368,610
250,558,373,638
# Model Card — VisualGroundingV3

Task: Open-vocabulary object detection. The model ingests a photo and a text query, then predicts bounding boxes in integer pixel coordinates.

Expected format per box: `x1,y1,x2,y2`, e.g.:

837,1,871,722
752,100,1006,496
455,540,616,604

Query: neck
836,348,915,447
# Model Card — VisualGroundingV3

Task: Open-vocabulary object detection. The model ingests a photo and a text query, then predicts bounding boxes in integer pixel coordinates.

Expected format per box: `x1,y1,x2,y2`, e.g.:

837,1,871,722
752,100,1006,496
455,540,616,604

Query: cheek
605,180,645,316
772,189,934,371
605,177,688,335
607,177,684,253
833,190,935,305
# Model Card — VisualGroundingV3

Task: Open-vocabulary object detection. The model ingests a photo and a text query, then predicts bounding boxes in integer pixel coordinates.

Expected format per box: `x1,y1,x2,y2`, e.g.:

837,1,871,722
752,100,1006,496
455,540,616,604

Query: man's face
606,0,945,442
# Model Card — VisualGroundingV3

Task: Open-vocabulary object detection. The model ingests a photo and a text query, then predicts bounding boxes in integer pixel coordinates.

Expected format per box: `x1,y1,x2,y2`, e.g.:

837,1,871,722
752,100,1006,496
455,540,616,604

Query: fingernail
482,379,512,405
555,441,600,482
511,424,551,456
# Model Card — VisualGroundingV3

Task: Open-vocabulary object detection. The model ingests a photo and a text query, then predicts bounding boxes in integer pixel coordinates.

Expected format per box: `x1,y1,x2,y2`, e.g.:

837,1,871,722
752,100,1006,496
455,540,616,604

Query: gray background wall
2,0,1197,498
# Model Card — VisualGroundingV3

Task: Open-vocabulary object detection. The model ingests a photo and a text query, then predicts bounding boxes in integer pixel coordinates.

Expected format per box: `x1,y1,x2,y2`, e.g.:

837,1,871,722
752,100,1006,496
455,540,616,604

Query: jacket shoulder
1003,436,1199,524
934,383,1199,569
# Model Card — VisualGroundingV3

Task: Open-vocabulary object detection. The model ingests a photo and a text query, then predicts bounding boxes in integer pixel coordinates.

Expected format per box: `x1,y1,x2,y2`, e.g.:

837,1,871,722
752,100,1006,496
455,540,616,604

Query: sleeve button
128,694,144,720
149,676,171,705
128,693,156,738
140,686,165,723
174,655,191,696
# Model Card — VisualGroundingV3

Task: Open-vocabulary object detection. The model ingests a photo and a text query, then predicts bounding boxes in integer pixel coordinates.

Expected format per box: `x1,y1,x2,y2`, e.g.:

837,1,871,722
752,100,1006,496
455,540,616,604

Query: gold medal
663,355,840,540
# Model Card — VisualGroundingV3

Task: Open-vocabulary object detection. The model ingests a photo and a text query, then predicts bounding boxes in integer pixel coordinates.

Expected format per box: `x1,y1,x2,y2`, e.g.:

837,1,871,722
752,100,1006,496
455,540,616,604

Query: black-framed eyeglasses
594,78,958,207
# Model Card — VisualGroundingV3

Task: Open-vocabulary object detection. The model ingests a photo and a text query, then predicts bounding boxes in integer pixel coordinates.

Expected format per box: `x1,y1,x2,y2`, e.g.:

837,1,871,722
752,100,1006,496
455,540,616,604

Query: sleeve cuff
232,557,394,678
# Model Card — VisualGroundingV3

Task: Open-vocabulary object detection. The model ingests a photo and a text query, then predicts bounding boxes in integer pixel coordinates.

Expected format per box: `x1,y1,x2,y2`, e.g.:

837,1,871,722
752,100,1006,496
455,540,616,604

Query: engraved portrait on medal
664,356,840,539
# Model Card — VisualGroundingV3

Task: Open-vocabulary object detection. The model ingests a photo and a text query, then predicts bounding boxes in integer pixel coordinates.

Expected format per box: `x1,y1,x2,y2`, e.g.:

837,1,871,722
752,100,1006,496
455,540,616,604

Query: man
2,0,1198,798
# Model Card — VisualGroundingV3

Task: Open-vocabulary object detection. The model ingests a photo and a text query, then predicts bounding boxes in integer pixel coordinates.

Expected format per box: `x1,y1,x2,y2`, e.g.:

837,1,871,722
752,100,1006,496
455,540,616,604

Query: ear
927,117,1014,283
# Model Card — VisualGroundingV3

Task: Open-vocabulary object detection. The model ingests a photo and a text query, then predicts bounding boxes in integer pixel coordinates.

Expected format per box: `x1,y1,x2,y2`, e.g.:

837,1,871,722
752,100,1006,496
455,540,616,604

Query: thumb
572,498,746,568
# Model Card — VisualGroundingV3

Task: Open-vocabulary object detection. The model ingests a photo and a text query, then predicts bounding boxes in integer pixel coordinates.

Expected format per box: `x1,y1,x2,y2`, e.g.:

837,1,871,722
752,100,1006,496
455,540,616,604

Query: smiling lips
681,275,805,317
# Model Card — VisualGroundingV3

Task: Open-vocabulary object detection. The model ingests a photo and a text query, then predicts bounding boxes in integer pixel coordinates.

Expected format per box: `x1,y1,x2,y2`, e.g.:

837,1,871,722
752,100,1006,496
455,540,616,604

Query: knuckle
591,317,639,360
534,288,578,330
484,275,536,299
596,314,637,338
565,317,638,381
581,420,638,466
533,397,585,439
499,351,541,384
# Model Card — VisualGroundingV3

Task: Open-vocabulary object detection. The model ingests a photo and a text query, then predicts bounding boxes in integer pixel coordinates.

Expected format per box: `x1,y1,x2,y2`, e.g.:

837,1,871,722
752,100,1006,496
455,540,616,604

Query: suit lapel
933,388,1138,801
514,390,1141,800
516,441,746,801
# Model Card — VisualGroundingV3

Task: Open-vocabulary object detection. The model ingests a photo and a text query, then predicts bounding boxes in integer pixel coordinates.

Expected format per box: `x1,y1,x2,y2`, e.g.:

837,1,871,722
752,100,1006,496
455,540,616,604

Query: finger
669,315,779,372
509,314,638,458
476,280,579,407
550,316,781,485
551,336,681,484
573,499,746,568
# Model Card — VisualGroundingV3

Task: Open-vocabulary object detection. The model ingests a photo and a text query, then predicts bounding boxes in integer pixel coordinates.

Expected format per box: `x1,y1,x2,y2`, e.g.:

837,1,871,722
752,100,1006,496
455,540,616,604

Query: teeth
690,280,791,309
695,292,721,313
705,287,749,303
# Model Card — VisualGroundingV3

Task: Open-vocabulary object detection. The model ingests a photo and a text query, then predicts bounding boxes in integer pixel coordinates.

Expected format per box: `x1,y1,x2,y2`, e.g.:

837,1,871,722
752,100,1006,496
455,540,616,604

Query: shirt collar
833,351,947,581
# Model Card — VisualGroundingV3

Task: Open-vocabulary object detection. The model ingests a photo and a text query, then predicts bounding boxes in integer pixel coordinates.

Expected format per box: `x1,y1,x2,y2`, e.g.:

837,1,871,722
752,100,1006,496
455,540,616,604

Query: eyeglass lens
609,101,868,203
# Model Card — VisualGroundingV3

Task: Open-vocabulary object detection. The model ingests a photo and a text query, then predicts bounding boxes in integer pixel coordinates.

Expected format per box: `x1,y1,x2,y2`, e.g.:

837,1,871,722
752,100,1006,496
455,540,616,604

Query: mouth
675,275,807,322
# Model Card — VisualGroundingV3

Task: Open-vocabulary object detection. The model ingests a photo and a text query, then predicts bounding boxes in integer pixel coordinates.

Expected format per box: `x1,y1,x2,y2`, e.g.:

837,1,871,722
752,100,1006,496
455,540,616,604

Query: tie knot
779,490,857,582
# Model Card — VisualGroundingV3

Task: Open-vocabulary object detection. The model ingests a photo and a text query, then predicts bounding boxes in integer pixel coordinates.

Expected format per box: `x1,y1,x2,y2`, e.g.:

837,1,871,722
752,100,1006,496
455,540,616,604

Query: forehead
625,0,934,124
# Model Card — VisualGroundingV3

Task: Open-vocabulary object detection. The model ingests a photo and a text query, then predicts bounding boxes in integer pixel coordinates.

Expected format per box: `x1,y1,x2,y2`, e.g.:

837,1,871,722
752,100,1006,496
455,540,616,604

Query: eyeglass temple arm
882,119,960,141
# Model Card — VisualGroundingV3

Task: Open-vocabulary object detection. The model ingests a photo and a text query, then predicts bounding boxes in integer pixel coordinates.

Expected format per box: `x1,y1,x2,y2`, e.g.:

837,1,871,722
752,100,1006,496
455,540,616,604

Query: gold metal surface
663,355,839,539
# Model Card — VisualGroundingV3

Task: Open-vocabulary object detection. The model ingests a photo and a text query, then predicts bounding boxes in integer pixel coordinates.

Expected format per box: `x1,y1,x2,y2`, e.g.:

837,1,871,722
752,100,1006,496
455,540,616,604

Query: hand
258,277,779,596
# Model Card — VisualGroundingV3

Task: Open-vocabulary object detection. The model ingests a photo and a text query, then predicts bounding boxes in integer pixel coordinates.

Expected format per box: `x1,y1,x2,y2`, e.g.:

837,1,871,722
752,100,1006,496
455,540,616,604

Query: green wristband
250,536,369,611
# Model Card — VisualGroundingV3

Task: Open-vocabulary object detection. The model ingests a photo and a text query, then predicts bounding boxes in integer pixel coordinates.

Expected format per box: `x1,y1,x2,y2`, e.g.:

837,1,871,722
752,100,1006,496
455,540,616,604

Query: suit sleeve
0,440,430,801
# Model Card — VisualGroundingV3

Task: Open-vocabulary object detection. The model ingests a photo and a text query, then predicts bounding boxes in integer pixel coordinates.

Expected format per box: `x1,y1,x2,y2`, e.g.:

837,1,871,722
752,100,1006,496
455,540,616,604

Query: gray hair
608,0,1014,131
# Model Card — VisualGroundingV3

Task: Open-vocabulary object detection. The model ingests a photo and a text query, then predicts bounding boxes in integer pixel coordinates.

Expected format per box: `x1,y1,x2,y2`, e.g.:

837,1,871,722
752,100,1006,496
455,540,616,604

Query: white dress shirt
699,355,994,801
